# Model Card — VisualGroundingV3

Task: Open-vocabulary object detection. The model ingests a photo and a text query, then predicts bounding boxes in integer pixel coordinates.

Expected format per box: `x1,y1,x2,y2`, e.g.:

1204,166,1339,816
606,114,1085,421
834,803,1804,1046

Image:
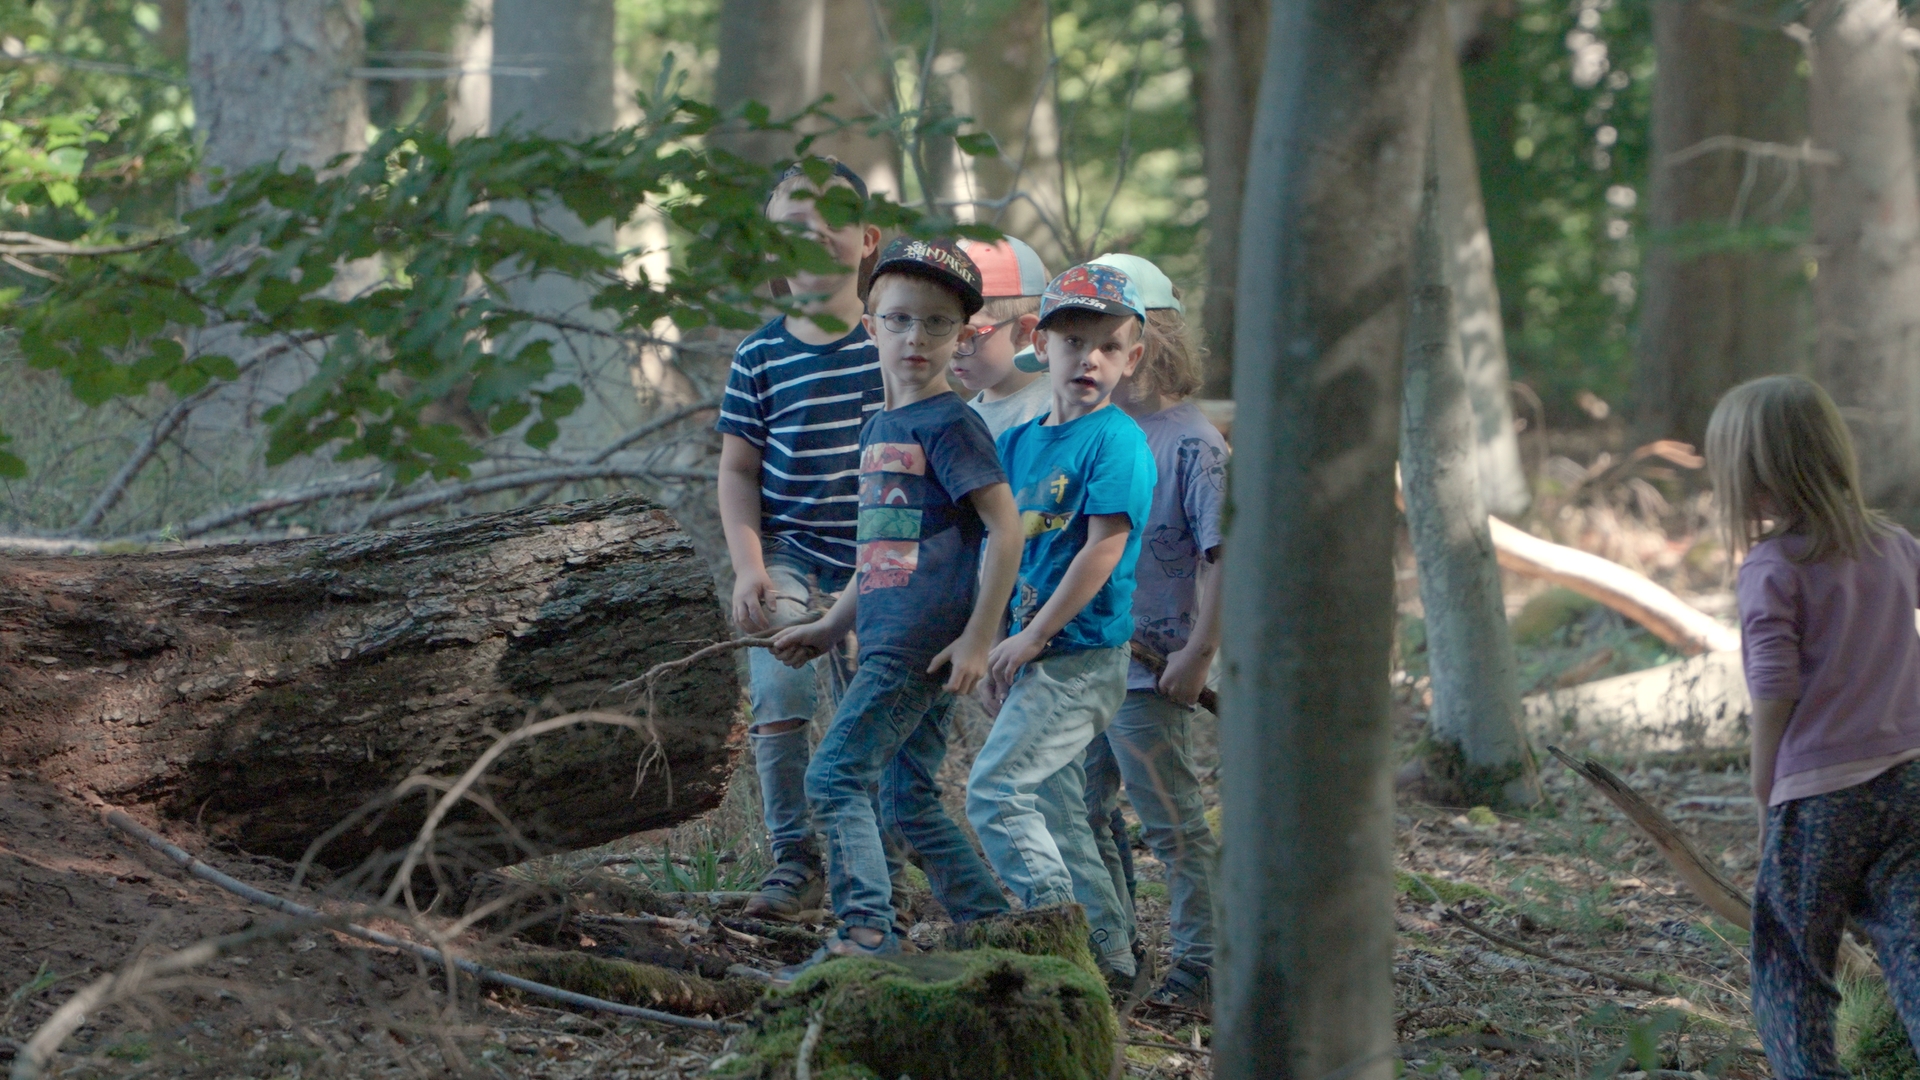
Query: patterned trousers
1752,759,1920,1079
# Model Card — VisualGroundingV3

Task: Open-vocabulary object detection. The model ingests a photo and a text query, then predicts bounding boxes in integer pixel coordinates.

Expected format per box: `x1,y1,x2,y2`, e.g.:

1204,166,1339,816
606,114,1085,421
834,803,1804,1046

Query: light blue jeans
1085,691,1218,967
966,646,1135,977
806,654,1011,933
746,546,852,867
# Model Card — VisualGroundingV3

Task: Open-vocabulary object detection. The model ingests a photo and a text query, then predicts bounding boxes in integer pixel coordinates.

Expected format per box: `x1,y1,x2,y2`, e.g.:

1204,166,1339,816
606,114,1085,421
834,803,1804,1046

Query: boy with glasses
770,238,1022,966
954,237,1053,438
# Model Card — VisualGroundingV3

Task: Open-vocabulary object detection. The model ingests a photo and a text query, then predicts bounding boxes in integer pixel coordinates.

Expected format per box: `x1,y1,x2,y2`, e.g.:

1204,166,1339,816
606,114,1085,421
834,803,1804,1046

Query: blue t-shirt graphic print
997,404,1155,652
853,394,1006,666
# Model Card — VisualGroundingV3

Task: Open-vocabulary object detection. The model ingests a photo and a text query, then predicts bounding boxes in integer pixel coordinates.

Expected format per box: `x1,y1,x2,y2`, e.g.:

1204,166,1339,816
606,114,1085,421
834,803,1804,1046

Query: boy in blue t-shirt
966,263,1156,984
769,237,1024,964
715,159,884,920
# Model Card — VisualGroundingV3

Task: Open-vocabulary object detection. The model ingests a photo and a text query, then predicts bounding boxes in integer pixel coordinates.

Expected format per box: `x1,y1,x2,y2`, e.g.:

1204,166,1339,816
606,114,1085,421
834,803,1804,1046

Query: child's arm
718,434,779,632
930,483,1022,695
769,585,857,667
987,513,1132,694
1159,546,1223,706
1749,697,1795,845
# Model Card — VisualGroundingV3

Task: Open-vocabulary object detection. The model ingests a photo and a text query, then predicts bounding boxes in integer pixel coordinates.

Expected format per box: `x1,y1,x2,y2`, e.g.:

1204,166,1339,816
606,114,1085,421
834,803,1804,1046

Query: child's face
767,182,880,303
1035,311,1144,412
862,276,973,401
949,308,1034,394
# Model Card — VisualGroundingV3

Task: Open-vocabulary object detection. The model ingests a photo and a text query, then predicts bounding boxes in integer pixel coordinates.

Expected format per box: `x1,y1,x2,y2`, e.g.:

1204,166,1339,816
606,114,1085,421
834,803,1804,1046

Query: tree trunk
1401,146,1541,811
1196,0,1269,398
1808,0,1920,524
488,0,642,453
1635,0,1807,449
186,0,368,192
958,3,1061,260
1215,3,1440,1078
1432,32,1529,517
0,497,740,872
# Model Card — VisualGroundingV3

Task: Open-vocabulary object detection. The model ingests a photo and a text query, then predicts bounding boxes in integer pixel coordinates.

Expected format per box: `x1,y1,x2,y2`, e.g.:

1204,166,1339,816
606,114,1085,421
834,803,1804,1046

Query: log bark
1634,0,1807,449
1808,0,1920,523
1401,144,1541,810
1216,2,1440,1077
1488,516,1740,655
0,496,741,871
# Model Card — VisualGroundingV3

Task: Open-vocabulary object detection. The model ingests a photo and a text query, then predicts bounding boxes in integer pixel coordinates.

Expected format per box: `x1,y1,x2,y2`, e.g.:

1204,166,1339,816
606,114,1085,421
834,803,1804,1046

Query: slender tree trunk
1432,32,1529,517
1215,3,1441,1078
1,497,738,872
186,0,368,192
487,0,642,453
1808,0,1920,523
1195,0,1268,398
1635,0,1807,449
958,3,1061,261
449,0,492,140
1402,146,1542,811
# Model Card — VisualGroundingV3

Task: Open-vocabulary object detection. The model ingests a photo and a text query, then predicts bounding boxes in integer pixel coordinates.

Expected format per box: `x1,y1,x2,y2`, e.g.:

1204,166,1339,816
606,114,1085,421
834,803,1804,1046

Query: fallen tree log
0,496,741,870
1487,517,1739,655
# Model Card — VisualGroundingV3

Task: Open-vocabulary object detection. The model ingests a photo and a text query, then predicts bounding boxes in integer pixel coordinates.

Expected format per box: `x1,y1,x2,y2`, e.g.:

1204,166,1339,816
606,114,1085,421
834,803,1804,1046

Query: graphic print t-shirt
1127,402,1229,690
997,404,1155,652
715,317,883,569
854,394,1007,666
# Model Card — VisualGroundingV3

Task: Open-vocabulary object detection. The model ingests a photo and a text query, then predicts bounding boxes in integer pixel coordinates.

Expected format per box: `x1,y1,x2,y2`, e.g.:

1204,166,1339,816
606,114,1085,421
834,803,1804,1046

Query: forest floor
0,691,1782,1080
0,427,1795,1078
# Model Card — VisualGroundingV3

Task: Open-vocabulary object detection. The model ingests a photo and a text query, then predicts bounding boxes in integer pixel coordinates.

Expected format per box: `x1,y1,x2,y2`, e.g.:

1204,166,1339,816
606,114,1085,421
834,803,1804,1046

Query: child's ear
1032,329,1051,363
861,224,882,259
861,312,878,338
1123,339,1145,377
1014,312,1040,348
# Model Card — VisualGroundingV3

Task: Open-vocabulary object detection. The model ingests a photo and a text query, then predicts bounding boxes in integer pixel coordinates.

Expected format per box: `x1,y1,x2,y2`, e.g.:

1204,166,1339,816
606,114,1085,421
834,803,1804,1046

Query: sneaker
1148,957,1212,1013
770,926,901,986
742,859,825,922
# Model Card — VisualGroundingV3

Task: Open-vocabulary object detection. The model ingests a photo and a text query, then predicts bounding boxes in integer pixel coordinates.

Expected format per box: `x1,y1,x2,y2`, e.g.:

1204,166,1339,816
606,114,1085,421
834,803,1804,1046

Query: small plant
642,842,763,893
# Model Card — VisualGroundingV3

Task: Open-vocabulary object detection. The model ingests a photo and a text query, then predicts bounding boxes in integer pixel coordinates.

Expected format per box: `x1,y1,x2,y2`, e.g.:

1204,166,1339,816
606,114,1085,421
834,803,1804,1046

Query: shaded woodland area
4,1,1920,1078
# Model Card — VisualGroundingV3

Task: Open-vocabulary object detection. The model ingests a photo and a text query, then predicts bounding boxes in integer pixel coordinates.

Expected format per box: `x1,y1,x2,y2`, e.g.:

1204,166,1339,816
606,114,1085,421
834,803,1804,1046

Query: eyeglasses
953,317,1018,357
877,312,962,338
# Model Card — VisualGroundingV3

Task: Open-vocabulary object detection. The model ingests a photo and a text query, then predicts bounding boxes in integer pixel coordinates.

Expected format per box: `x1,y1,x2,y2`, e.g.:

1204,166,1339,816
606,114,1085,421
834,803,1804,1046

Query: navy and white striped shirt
716,317,883,569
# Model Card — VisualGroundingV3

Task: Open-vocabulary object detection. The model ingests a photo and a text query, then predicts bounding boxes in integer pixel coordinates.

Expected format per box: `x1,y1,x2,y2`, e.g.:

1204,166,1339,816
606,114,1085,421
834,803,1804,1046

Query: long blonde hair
1134,302,1205,401
1705,375,1887,562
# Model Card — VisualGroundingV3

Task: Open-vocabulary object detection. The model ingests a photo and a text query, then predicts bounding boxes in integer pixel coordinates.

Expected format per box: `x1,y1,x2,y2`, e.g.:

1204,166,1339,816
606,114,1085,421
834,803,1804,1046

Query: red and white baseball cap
956,236,1051,299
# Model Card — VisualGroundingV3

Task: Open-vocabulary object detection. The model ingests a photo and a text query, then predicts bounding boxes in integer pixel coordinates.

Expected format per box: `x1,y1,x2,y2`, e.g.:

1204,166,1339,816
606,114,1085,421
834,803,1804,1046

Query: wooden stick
1546,745,1880,979
1126,643,1220,714
1442,907,1668,995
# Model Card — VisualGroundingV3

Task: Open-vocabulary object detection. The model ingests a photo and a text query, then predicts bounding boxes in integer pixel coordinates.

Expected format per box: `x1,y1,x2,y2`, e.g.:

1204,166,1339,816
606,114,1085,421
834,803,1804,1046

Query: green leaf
524,417,560,449
954,132,1000,158
0,439,25,480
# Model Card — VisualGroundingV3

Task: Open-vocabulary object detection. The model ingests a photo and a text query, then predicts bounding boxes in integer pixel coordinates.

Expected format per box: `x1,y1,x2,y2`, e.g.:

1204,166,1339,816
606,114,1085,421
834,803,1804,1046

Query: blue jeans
1085,692,1219,967
966,646,1135,976
1752,760,1920,1079
806,654,1009,932
747,544,853,866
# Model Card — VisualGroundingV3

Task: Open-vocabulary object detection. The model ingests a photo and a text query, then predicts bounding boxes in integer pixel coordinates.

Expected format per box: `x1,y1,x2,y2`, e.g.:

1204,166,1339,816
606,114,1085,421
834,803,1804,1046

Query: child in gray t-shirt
1079,253,1223,1011
954,237,1052,437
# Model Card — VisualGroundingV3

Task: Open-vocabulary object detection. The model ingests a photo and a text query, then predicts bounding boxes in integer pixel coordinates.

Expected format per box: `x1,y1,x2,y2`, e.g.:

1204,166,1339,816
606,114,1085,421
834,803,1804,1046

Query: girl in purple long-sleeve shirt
1706,374,1920,1078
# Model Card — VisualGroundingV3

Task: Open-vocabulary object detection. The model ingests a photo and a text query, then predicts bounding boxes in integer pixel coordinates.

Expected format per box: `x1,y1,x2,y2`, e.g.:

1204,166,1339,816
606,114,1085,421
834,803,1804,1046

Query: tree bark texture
1432,33,1529,517
1401,149,1541,811
957,2,1061,259
186,0,368,190
1635,0,1807,449
0,497,740,871
1196,0,1269,398
712,0,899,192
1215,4,1440,1079
1808,0,1920,522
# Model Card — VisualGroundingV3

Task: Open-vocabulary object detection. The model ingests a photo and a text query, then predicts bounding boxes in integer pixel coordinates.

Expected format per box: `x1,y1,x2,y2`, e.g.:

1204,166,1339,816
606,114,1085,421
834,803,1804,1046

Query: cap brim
869,260,985,316
1037,296,1141,327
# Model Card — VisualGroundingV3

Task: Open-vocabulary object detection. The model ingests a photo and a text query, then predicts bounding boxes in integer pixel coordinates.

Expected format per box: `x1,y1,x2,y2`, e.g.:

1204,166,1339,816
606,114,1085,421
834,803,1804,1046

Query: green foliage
1840,977,1920,1080
1464,0,1654,416
5,78,991,484
642,842,764,893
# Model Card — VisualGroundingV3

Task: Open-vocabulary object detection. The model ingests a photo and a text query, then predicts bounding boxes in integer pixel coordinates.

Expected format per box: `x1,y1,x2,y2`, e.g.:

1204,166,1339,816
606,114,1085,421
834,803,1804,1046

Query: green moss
1466,805,1500,827
1840,978,1920,1080
1511,587,1600,646
1418,736,1538,811
719,949,1116,1080
943,905,1101,978
1396,869,1499,906
496,951,763,1016
1135,881,1169,903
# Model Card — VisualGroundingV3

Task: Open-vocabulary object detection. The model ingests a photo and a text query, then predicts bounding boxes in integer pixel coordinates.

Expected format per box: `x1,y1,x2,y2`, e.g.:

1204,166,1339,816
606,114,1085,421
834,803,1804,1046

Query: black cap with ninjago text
867,237,985,318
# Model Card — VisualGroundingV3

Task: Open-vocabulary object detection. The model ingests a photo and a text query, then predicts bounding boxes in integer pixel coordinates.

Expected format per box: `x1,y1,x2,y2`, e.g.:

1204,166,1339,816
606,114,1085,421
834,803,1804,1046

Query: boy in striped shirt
716,159,884,920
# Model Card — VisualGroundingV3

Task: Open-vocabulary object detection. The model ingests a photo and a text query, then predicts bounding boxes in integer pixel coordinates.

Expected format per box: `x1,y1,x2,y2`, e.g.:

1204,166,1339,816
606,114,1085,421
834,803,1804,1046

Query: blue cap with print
1036,263,1147,328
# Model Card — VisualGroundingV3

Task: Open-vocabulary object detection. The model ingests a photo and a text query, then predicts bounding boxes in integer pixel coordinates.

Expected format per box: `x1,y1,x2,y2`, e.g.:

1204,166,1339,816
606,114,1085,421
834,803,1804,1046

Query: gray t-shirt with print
967,376,1053,439
1128,401,1229,691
